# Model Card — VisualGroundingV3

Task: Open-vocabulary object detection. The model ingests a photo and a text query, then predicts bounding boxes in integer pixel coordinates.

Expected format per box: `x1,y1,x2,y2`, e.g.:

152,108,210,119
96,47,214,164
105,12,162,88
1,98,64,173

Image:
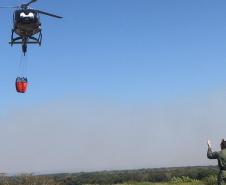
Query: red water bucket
15,77,28,93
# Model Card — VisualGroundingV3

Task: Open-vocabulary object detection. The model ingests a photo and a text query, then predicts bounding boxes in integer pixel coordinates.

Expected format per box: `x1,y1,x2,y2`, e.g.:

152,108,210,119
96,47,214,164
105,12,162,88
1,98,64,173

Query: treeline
0,166,218,185
51,166,218,185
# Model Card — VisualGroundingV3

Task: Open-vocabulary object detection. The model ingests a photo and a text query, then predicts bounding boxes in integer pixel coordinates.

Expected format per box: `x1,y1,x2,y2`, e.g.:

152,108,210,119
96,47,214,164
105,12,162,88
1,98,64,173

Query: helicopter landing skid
9,30,42,55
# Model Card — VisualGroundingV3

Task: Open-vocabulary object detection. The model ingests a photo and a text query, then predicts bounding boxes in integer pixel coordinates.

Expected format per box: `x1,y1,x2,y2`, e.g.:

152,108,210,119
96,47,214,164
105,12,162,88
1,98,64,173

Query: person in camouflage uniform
207,139,226,185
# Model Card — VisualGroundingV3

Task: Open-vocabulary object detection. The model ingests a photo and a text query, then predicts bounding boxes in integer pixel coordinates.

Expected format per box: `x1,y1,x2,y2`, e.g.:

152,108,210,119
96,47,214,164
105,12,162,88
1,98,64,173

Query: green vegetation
0,166,219,185
52,166,218,185
0,175,61,185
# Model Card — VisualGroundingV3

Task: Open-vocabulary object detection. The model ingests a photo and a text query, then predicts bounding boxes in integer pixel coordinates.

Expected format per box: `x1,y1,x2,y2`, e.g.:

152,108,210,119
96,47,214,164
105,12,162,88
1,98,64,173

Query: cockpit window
20,12,35,19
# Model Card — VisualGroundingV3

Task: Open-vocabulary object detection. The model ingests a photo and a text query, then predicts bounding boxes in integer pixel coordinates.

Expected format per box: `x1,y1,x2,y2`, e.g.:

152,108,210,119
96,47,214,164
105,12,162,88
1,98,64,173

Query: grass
116,183,202,185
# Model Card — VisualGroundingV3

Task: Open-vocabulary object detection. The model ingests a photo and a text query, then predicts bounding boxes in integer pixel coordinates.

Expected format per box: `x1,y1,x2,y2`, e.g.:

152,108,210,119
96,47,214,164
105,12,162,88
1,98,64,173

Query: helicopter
0,0,62,55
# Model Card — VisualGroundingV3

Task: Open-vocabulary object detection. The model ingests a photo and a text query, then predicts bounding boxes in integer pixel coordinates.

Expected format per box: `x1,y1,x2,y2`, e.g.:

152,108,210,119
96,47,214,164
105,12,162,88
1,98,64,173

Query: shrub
0,175,61,185
203,175,217,185
170,176,199,184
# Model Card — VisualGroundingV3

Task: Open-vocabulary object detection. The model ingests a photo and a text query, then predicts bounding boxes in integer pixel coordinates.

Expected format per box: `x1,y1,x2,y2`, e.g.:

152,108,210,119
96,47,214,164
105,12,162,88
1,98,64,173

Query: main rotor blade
36,10,63,18
26,0,38,6
0,6,18,9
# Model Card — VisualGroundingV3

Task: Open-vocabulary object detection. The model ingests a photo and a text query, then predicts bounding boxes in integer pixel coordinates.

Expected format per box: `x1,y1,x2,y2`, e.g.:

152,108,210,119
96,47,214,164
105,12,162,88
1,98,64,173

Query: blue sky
1,0,226,104
0,0,226,173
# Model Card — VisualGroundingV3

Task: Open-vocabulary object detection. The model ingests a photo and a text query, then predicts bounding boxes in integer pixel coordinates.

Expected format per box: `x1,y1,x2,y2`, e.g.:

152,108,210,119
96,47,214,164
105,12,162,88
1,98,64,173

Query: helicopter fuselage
7,0,62,55
13,9,41,37
10,9,43,54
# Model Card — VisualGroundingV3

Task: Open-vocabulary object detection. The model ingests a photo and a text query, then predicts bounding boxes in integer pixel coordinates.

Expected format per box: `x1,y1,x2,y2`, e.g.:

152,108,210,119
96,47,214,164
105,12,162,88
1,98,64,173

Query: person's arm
207,140,218,159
